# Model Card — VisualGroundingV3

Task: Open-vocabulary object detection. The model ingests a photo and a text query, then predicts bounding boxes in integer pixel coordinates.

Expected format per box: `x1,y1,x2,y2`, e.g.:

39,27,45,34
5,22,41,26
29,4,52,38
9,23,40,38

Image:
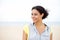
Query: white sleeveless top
23,23,50,40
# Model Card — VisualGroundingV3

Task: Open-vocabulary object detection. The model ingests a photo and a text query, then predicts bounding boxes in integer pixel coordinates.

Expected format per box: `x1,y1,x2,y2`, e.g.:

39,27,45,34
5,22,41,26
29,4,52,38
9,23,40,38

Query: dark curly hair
32,6,49,19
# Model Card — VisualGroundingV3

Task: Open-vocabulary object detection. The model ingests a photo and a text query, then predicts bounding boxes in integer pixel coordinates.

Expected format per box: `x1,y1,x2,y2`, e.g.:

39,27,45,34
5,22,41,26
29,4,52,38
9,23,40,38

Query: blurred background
0,0,60,40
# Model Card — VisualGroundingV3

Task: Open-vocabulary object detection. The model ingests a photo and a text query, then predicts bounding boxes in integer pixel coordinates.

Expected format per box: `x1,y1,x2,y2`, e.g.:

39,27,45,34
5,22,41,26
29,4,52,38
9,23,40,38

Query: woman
22,6,52,40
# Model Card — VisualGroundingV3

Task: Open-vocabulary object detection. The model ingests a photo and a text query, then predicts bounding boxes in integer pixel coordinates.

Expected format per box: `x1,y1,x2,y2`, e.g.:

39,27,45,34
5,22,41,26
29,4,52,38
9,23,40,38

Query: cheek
38,15,42,19
36,16,42,21
31,16,38,19
35,16,39,19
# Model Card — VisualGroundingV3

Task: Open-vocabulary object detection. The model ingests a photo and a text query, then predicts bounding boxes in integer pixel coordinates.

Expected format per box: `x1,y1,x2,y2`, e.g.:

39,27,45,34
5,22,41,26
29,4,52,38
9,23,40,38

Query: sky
0,0,60,22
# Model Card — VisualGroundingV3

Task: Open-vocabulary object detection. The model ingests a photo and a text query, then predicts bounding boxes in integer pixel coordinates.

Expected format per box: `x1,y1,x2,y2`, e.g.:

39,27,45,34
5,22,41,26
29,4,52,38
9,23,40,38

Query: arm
50,33,52,40
22,24,29,40
22,31,27,40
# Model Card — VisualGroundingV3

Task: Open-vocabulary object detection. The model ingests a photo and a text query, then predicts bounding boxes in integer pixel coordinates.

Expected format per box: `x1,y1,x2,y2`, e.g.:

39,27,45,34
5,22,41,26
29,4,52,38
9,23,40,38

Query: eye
31,13,33,15
34,13,38,16
31,13,38,16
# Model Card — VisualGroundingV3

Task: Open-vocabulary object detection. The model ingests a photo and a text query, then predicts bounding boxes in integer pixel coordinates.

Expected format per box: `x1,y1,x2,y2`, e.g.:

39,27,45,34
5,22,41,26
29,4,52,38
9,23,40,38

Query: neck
34,20,43,27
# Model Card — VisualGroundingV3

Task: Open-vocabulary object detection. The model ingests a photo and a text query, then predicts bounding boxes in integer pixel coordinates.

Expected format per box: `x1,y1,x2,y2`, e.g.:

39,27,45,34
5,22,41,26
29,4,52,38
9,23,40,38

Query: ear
41,13,44,17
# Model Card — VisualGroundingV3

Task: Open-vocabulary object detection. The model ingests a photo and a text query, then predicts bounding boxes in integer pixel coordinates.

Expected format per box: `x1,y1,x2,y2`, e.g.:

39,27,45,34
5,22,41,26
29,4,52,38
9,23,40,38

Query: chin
32,20,37,23
33,21,37,23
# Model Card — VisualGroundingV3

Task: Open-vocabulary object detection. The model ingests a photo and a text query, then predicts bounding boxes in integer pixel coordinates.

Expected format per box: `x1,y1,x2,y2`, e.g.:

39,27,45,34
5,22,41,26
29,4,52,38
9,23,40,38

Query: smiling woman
22,6,52,40
0,0,60,40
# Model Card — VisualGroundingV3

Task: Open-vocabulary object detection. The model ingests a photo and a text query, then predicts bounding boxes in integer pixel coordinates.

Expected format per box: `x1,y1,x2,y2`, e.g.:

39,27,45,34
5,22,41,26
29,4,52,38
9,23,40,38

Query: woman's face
31,9,43,23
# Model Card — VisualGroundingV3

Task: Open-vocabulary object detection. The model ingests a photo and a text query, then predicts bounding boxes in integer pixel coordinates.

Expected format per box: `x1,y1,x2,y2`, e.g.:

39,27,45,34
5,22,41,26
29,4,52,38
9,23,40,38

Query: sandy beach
0,22,60,40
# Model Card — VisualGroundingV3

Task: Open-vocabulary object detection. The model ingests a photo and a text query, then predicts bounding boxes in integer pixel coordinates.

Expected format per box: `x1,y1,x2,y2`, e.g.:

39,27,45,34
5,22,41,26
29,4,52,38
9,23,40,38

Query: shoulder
23,23,32,29
23,23,33,34
46,25,53,34
50,26,53,34
23,23,29,33
44,23,50,31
